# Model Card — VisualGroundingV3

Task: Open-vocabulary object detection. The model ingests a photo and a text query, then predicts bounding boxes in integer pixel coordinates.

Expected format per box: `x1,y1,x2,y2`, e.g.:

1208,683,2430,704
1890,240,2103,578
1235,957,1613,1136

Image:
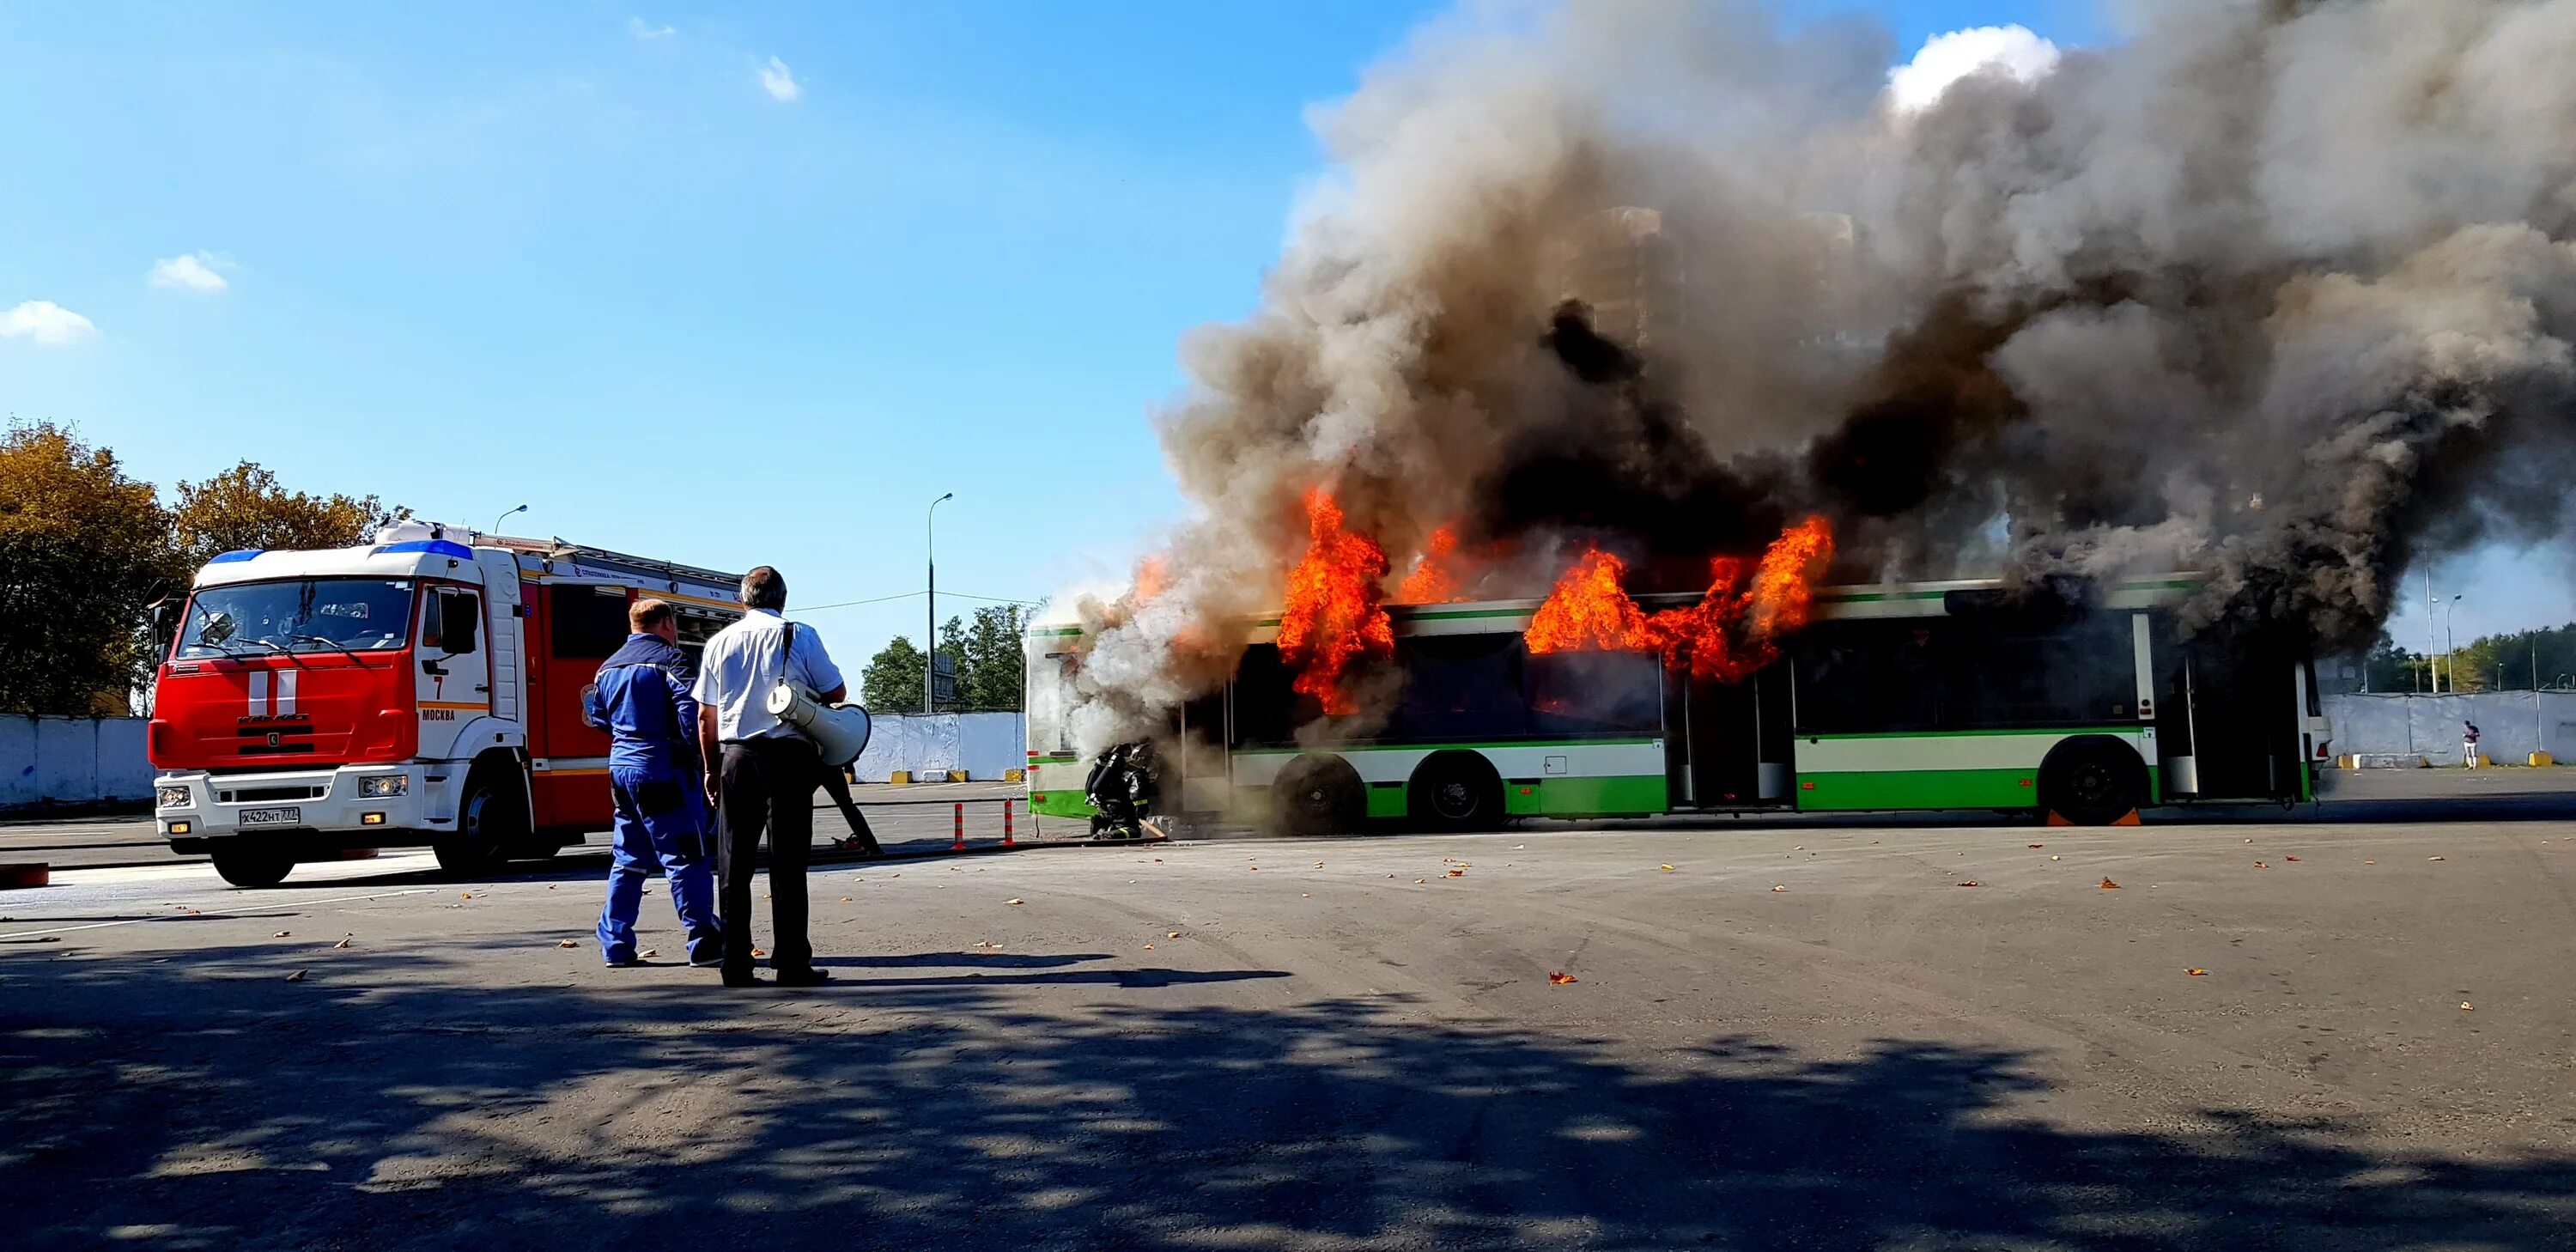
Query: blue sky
3,1,2557,662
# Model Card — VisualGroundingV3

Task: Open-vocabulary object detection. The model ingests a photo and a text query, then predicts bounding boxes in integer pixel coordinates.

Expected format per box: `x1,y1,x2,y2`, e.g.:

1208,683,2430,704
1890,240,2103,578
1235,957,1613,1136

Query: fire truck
148,521,742,887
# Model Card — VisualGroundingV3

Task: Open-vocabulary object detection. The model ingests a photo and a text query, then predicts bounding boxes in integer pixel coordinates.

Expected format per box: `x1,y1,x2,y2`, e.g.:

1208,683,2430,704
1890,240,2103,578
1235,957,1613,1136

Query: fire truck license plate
239,806,302,827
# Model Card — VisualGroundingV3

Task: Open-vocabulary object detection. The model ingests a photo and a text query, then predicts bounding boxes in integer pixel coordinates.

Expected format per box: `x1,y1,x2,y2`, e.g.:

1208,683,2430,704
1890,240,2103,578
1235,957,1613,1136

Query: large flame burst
1277,488,1394,714
1525,516,1833,680
1394,525,1468,604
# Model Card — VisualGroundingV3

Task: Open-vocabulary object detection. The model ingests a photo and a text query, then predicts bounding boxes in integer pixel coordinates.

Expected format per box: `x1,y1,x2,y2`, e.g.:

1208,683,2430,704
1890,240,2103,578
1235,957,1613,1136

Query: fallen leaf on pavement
841,896,852,903
1771,884,1787,892
2186,969,2208,976
332,938,351,950
2099,878,2122,890
2428,856,2445,861
1315,862,1325,868
2365,860,2377,865
1249,866,1258,872
641,949,659,958
273,931,291,938
1958,880,1981,888
1416,878,1427,884
1548,971,1578,985
285,969,308,982
2029,843,2044,849
2461,1001,2475,1011
1448,868,1464,878
1168,931,1182,939
1142,944,1154,951
2284,856,2300,862
557,939,577,948
1660,864,1675,872
2050,855,2061,861
460,893,472,900
2254,861,2269,869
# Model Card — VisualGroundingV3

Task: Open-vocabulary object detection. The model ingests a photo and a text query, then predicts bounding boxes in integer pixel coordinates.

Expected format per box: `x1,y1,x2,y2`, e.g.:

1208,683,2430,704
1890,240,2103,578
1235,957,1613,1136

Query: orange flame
1525,516,1834,681
1277,488,1394,715
1133,554,1170,603
1395,526,1470,604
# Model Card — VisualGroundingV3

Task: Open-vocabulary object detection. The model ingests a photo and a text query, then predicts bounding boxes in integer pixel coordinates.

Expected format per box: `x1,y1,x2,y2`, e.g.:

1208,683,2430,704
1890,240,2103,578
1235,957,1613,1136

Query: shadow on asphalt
5,938,2573,1249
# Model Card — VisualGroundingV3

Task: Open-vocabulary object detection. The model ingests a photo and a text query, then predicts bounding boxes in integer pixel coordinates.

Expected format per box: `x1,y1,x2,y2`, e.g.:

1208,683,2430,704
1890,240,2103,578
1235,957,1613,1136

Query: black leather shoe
775,967,832,988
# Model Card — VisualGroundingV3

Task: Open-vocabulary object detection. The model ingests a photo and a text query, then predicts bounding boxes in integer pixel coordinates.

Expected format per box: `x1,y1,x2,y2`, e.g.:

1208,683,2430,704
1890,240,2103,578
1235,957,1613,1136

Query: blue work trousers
597,765,721,965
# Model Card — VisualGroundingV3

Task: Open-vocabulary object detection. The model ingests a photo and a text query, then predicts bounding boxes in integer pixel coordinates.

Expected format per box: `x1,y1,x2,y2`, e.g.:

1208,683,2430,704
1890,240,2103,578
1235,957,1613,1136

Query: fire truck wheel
436,767,527,877
2037,736,2148,826
1407,751,1501,831
1269,754,1365,836
210,846,295,889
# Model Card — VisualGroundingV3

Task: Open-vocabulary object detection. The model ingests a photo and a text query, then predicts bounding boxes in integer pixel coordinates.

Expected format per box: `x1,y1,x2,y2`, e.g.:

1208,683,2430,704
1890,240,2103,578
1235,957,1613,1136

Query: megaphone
766,683,873,768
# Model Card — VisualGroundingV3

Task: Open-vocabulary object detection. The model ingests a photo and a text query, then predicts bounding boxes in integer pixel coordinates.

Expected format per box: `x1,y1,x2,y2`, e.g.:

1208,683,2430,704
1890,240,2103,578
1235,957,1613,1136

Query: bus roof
1025,573,2207,647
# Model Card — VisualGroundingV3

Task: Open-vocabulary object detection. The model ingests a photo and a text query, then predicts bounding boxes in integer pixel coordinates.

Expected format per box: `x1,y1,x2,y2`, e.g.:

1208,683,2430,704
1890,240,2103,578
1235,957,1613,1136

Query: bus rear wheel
210,846,295,889
2038,737,2148,826
1270,755,1364,836
1408,751,1501,832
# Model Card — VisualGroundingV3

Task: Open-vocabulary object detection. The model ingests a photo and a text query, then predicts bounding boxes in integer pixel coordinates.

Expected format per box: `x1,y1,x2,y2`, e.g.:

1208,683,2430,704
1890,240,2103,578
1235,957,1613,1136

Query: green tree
860,605,1029,714
172,461,406,567
860,635,929,713
0,422,185,714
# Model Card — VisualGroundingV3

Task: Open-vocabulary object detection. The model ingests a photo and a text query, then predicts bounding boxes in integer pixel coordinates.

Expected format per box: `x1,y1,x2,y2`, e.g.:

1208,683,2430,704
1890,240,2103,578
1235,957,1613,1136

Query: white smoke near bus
1054,0,2576,756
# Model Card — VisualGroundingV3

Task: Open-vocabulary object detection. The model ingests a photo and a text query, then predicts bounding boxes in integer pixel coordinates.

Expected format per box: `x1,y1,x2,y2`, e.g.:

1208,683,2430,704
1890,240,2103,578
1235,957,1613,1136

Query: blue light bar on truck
206,549,264,564
373,539,476,560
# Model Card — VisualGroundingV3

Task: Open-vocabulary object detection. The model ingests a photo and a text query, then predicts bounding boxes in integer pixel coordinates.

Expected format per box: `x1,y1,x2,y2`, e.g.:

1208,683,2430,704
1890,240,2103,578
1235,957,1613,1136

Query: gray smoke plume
1054,0,2576,755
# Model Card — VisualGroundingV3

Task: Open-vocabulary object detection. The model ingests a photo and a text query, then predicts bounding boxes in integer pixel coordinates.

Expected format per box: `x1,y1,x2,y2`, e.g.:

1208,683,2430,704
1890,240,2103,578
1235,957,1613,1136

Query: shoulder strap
776,619,793,682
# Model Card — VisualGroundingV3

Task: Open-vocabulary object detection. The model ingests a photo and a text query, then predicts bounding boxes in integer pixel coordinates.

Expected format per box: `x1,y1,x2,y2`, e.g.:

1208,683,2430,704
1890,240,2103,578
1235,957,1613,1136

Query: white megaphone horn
766,683,873,768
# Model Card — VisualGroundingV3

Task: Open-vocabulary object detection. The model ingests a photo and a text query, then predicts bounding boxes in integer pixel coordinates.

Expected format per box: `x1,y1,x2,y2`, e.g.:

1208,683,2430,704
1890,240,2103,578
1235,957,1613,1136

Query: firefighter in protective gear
584,598,721,967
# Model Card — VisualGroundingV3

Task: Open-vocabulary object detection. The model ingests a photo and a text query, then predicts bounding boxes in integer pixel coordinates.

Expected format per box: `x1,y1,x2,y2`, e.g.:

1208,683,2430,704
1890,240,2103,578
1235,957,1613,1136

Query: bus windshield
178,579,416,659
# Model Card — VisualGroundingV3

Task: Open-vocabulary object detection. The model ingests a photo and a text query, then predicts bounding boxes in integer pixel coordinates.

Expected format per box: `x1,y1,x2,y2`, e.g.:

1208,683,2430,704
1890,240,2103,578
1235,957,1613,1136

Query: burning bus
1024,507,2330,835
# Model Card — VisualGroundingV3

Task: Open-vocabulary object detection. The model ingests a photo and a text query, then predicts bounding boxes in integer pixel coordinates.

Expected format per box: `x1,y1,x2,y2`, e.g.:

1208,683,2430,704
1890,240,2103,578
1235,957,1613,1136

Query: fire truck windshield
178,579,416,659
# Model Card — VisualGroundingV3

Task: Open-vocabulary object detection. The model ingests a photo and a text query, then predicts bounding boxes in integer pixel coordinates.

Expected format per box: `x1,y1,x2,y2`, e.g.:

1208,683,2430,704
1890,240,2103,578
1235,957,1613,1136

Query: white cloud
628,17,673,40
0,300,100,346
1887,25,2062,114
759,56,801,102
148,252,229,293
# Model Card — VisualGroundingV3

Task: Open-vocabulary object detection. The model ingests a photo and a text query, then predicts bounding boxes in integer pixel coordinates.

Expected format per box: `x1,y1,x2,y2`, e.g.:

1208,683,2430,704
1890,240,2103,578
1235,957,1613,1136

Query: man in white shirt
693,566,844,988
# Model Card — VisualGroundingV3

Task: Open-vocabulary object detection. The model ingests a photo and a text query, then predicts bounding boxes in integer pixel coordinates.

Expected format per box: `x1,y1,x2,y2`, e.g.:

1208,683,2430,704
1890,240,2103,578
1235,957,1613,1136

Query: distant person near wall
2464,720,2482,769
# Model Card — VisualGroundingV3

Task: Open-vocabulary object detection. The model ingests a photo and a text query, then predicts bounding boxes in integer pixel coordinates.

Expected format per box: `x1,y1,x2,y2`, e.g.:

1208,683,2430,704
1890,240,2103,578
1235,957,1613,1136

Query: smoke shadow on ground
5,939,2573,1250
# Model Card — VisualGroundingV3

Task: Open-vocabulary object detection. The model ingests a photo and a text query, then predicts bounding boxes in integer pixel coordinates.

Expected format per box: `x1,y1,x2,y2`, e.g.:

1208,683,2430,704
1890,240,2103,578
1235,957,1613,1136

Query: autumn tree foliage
173,461,405,568
0,422,184,714
0,424,407,714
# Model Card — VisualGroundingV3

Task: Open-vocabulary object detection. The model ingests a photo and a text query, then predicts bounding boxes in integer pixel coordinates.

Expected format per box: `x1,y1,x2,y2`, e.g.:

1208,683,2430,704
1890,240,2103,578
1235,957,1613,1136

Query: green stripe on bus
1366,787,1407,819
1027,791,1098,819
1233,738,1659,756
1796,768,2038,811
1806,727,2137,740
1501,775,1668,817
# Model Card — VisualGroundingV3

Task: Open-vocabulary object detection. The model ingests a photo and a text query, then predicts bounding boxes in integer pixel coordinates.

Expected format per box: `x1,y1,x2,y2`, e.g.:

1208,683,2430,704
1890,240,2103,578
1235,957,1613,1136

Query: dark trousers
718,737,818,976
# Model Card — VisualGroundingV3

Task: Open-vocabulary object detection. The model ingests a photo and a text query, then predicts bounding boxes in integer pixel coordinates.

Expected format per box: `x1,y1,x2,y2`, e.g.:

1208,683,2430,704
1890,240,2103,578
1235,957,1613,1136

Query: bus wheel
435,766,526,877
210,846,295,888
1271,755,1364,836
1408,751,1501,832
2038,737,2148,826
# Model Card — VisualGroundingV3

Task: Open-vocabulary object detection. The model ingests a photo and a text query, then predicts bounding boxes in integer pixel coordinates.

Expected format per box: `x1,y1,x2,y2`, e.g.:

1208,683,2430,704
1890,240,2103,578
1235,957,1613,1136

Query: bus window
1232,644,1299,748
1938,612,2136,729
1528,651,1662,738
1793,619,1941,734
1392,635,1528,742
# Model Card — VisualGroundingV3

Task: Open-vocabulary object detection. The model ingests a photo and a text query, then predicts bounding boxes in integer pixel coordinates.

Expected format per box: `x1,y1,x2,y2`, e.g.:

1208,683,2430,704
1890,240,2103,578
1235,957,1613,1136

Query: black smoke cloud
1047,0,2576,754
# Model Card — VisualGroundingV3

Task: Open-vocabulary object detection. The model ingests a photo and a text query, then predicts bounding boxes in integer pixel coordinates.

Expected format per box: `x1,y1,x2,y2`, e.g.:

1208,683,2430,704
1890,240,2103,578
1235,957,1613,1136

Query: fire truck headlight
357,775,410,798
156,786,192,809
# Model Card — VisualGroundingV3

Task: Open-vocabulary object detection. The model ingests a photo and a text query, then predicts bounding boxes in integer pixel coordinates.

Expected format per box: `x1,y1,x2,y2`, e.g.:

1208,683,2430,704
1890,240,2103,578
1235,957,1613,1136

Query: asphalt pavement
5,804,2573,1249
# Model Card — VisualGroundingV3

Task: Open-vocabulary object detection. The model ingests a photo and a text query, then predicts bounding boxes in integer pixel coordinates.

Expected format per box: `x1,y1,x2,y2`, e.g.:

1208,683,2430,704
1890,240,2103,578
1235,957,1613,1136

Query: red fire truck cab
149,521,741,887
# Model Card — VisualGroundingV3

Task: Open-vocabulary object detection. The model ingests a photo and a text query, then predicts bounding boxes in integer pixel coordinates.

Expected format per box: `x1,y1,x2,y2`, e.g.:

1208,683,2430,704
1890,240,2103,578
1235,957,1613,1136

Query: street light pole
927,491,954,715
493,503,528,536
2444,593,2462,693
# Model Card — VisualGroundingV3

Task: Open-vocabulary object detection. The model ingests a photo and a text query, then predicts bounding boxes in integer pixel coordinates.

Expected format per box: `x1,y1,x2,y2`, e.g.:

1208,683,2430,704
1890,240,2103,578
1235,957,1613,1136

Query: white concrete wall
1,715,155,810
851,712,1028,781
2323,693,2576,763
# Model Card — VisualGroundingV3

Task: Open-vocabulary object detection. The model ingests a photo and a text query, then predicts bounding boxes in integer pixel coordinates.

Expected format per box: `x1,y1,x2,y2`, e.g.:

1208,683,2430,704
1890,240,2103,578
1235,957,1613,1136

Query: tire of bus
2036,736,2148,826
1407,751,1503,832
210,845,295,889
435,761,529,877
1269,754,1366,836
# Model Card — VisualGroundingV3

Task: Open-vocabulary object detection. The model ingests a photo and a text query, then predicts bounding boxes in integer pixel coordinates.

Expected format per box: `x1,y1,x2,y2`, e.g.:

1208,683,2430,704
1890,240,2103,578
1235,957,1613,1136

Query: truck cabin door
416,585,490,759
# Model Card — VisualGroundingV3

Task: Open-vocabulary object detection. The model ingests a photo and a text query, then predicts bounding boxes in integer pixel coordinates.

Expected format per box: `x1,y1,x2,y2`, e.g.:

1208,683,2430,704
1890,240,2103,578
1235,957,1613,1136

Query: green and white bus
1024,574,2330,832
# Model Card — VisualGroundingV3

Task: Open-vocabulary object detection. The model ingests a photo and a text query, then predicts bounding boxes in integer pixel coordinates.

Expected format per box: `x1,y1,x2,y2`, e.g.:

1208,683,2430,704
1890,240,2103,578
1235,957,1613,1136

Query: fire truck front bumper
156,764,435,854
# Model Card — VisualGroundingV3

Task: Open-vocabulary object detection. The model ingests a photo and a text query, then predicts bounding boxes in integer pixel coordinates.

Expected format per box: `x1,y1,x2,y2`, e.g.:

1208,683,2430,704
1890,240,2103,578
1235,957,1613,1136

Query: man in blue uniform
585,599,721,967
